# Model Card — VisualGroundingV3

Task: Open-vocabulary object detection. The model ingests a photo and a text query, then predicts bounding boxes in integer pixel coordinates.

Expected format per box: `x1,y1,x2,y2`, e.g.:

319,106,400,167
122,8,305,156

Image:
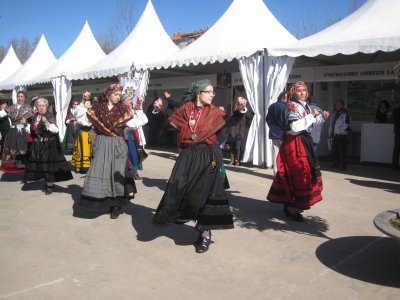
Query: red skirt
267,134,323,210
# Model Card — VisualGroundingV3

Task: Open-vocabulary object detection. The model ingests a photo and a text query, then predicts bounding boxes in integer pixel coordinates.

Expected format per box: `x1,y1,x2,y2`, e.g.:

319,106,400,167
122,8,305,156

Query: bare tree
6,37,39,63
96,0,136,53
0,45,6,63
97,28,120,54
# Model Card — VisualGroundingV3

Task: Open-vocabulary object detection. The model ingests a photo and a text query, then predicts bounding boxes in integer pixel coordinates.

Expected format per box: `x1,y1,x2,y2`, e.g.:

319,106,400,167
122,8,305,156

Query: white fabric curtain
239,52,294,166
239,53,264,166
51,76,71,142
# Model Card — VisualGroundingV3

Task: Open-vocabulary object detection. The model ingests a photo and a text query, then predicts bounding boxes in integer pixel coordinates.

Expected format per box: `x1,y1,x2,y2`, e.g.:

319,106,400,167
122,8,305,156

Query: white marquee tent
141,0,297,167
23,21,106,142
0,45,22,83
24,21,106,86
0,35,56,90
70,0,179,97
269,0,400,58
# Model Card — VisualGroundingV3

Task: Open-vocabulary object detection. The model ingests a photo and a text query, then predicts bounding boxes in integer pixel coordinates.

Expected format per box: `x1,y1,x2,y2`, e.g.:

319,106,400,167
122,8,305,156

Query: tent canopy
269,0,400,57
24,21,106,85
0,45,22,83
0,35,56,90
70,0,178,80
142,0,297,70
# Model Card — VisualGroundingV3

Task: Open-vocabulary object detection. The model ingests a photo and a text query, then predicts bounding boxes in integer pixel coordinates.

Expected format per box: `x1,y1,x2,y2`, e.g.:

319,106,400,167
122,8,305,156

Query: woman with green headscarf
153,79,234,253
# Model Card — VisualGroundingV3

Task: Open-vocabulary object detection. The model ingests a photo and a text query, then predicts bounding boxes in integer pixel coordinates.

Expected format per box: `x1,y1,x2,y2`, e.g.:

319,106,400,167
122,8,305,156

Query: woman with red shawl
153,79,233,253
267,81,329,221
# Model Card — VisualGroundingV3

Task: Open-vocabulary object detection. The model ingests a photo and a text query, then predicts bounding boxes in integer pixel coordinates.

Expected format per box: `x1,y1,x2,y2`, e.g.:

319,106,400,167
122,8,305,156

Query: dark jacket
226,110,246,141
266,100,287,140
0,110,10,130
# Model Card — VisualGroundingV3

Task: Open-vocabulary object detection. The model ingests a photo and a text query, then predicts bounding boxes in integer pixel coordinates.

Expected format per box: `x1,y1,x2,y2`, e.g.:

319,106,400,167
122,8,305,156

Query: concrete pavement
0,149,399,300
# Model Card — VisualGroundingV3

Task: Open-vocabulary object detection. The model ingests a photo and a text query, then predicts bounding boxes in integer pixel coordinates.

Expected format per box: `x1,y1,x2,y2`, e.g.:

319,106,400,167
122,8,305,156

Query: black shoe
110,206,122,219
127,192,135,200
283,206,303,222
44,185,54,195
194,233,212,253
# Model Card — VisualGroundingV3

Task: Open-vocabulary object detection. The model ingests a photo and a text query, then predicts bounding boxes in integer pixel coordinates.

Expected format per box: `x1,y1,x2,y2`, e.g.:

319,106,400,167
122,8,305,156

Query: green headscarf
181,79,212,103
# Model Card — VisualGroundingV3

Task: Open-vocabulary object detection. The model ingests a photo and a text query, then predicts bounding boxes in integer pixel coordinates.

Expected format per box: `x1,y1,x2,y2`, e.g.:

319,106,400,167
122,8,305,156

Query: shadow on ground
320,161,400,182
315,236,400,287
224,164,275,180
125,203,197,247
228,191,330,239
1,172,24,182
141,177,168,191
345,178,400,194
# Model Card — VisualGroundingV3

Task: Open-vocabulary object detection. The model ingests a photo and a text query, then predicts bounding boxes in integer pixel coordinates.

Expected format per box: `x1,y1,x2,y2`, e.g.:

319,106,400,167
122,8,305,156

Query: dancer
76,84,137,219
122,94,148,180
153,79,234,253
0,91,33,172
267,81,329,221
70,91,95,174
23,98,73,194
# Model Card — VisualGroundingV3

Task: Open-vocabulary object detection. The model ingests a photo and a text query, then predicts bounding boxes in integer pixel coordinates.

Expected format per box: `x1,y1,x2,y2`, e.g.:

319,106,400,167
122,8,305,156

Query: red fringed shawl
169,101,225,148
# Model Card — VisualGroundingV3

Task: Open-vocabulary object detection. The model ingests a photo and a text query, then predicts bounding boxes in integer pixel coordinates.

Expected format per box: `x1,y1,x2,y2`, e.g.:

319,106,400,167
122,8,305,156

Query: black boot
44,183,54,195
194,230,212,253
110,206,122,219
283,205,303,222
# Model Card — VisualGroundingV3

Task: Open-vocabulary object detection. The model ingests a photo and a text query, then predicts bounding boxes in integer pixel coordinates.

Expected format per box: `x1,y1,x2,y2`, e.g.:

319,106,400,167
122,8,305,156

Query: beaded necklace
188,102,203,140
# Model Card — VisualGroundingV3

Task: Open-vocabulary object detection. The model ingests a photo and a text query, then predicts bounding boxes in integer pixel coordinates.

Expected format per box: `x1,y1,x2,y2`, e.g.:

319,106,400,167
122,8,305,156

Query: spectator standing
226,96,247,166
266,91,289,174
392,106,400,170
0,99,10,158
329,99,351,170
164,91,182,147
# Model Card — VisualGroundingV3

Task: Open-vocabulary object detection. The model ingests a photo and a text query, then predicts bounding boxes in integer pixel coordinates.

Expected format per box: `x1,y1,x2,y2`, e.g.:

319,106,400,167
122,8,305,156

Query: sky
0,0,365,58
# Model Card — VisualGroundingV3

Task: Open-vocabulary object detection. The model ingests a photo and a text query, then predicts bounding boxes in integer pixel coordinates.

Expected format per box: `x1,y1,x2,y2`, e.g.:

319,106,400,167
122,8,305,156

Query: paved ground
0,148,399,300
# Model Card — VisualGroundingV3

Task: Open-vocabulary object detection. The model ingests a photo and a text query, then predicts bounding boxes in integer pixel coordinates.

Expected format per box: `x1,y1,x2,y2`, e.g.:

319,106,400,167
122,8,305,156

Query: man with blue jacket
266,91,289,174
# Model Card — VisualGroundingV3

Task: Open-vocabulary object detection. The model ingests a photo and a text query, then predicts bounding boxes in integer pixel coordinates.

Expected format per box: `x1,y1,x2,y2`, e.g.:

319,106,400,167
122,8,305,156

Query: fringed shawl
170,101,225,148
87,102,134,136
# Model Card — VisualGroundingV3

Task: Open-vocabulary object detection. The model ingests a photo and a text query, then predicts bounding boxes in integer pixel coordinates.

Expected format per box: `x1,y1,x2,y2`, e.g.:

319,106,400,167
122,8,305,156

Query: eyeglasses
201,90,215,96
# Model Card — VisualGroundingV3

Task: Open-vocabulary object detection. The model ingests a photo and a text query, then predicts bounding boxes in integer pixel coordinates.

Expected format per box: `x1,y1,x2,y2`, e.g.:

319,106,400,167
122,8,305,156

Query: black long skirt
24,136,73,182
154,143,234,230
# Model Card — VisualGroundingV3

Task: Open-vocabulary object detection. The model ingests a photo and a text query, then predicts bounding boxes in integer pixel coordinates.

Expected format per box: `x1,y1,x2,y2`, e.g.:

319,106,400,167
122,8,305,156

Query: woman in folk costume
76,84,137,219
153,79,233,254
267,81,329,222
23,98,73,194
70,91,95,174
121,94,148,180
0,91,33,172
64,98,80,154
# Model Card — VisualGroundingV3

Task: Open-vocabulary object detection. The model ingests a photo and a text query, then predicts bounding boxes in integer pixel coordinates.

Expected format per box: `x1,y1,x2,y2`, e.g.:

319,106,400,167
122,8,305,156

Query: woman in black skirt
24,98,73,194
153,79,234,253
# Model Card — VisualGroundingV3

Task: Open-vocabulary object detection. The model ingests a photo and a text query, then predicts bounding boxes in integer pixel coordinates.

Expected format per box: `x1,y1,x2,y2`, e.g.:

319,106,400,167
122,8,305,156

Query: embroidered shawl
86,102,134,136
169,101,225,147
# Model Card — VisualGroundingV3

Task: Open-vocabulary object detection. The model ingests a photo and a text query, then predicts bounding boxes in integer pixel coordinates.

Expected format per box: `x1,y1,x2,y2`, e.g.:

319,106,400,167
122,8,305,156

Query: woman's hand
312,108,320,118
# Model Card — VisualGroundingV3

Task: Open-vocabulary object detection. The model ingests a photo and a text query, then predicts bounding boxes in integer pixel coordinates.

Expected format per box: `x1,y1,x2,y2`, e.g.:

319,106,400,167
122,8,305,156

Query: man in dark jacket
266,91,288,174
392,106,400,170
0,99,10,158
164,91,182,147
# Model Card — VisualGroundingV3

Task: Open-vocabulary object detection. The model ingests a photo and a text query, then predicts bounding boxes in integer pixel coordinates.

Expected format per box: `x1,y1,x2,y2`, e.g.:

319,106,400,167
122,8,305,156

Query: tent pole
261,51,267,169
